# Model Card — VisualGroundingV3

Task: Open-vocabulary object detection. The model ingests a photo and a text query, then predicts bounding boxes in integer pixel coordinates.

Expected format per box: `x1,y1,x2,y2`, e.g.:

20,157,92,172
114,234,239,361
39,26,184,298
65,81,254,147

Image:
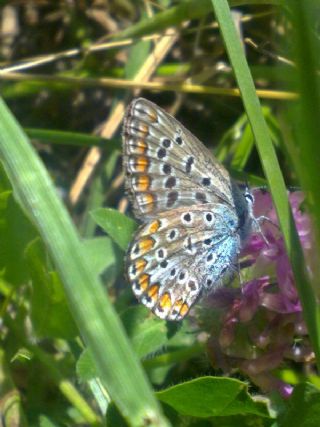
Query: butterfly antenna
287,185,301,192
252,184,268,193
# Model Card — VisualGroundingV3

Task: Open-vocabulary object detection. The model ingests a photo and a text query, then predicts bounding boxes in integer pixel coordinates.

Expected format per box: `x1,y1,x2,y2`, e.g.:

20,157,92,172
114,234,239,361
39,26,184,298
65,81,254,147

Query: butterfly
122,98,255,321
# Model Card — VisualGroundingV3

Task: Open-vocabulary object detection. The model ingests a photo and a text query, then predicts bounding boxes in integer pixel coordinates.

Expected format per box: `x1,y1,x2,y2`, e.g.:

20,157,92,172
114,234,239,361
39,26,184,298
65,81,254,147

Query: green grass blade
25,128,118,148
116,0,283,41
288,2,320,276
0,98,169,427
211,0,320,370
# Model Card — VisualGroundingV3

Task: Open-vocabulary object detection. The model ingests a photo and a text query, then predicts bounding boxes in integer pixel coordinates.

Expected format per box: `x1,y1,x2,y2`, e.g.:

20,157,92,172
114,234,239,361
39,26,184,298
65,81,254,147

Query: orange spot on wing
180,303,189,318
135,156,149,172
138,123,149,134
142,193,154,205
159,292,172,310
172,299,189,318
138,274,150,291
173,299,183,311
147,110,158,122
136,175,150,191
135,258,147,275
139,237,155,254
132,139,147,154
148,220,160,234
137,193,156,214
147,284,159,301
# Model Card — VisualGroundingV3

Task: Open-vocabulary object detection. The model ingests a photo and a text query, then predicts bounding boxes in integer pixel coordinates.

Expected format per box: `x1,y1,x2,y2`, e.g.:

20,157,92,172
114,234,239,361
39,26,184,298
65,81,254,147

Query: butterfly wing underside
123,98,235,219
126,203,240,320
123,98,248,320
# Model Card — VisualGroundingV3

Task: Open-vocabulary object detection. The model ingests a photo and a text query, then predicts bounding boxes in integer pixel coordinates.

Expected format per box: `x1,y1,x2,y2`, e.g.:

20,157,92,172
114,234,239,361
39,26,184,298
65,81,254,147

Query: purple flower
204,191,314,398
242,190,311,315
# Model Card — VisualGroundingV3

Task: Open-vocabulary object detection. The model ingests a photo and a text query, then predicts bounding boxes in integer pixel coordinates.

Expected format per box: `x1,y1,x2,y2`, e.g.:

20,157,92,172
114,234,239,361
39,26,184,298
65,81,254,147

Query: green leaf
26,239,78,340
106,403,129,427
91,208,137,251
121,306,169,358
80,150,120,238
76,348,98,383
76,349,110,419
0,163,11,193
125,38,151,79
279,383,320,427
157,377,271,418
82,236,117,276
0,190,37,285
39,415,61,427
216,110,250,163
77,306,169,378
230,122,255,170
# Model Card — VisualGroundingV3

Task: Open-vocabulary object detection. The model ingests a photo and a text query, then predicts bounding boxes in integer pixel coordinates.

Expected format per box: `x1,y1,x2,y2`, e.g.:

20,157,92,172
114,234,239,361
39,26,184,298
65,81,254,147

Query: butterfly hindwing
126,204,240,320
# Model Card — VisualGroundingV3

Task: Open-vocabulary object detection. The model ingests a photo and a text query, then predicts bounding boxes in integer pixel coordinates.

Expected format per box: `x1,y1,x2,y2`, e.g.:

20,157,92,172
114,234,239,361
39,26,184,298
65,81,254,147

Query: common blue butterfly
123,98,255,321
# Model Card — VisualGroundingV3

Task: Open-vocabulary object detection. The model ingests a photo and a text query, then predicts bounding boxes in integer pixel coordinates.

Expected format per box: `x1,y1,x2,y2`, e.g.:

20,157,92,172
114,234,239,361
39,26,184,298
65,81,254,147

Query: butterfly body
123,98,254,321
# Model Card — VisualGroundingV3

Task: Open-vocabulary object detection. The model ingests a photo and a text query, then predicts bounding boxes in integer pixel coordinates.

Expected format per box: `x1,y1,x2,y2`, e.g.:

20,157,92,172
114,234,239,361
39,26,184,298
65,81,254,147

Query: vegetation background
0,1,320,426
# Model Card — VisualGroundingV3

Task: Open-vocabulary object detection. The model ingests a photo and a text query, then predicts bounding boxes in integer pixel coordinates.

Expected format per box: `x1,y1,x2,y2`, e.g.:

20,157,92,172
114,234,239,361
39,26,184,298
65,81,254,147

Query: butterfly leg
252,216,271,245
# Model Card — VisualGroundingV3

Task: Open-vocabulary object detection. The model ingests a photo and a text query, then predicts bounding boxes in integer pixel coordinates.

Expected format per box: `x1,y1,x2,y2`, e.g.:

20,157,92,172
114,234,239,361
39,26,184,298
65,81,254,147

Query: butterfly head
244,185,254,214
230,182,256,246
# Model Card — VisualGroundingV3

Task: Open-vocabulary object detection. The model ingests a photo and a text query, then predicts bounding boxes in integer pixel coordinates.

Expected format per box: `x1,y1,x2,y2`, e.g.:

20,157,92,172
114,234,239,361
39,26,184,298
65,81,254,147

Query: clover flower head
205,190,314,398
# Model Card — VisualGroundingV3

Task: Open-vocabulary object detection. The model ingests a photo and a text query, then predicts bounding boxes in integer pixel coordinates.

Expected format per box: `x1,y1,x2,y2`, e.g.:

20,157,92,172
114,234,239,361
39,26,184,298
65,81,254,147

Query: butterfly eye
245,192,254,204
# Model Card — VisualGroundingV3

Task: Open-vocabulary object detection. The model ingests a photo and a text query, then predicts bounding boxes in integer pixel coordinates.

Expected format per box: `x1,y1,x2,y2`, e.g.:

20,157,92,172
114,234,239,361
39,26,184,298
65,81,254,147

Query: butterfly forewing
123,98,234,219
